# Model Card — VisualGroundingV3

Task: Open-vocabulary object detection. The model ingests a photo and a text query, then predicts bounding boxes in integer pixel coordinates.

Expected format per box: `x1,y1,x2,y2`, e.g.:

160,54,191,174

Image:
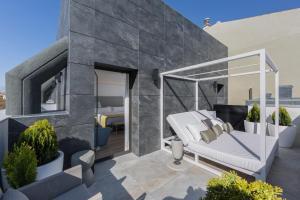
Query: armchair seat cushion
53,185,91,200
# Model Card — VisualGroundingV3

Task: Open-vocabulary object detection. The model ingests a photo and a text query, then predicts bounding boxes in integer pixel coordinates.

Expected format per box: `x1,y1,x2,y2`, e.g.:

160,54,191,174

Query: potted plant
18,119,64,180
244,103,261,134
2,143,37,190
268,107,296,148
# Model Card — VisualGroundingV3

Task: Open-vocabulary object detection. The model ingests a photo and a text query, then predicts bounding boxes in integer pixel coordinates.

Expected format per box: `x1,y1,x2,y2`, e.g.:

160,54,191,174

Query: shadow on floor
88,159,141,200
268,147,300,200
163,186,206,200
88,151,213,200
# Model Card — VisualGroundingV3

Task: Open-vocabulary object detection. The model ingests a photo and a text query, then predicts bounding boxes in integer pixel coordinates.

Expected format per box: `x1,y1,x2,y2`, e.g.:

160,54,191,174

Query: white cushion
2,189,29,200
188,130,278,173
167,112,201,145
207,111,217,118
186,123,207,141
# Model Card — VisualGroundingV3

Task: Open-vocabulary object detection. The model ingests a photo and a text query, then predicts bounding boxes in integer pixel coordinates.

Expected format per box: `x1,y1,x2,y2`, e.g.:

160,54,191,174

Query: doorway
94,69,130,160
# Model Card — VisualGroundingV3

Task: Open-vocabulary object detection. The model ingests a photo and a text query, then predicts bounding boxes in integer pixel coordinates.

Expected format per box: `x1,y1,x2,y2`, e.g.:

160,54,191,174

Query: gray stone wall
0,119,8,165
63,0,227,156
3,0,227,162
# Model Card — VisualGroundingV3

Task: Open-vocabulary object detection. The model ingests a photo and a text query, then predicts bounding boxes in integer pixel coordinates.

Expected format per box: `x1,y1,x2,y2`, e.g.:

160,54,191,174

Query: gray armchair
18,165,101,200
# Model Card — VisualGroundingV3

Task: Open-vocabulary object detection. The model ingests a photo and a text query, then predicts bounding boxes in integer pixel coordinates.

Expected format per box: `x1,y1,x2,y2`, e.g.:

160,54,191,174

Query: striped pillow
200,129,217,143
212,124,223,136
222,122,234,133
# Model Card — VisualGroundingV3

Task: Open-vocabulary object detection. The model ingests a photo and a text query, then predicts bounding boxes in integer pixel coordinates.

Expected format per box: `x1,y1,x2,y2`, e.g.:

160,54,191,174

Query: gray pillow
200,129,217,144
212,125,223,136
222,122,234,133
2,188,29,200
202,119,213,129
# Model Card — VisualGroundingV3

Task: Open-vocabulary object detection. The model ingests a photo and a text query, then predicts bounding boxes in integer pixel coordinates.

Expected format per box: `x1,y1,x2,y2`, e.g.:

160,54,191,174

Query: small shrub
19,119,58,165
202,171,283,200
247,103,260,123
3,143,37,189
272,107,292,126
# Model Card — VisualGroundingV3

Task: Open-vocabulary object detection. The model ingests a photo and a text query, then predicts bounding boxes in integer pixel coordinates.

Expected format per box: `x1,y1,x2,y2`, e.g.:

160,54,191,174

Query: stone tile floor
88,150,214,200
88,148,300,200
268,147,300,200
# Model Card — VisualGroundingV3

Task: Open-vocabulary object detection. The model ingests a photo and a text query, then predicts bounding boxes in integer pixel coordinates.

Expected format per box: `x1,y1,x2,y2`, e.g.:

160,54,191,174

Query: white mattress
167,111,278,174
188,130,278,173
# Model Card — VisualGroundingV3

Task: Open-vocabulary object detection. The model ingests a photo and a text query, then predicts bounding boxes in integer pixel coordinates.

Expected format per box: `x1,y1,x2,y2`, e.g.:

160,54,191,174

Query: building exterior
0,92,5,110
3,0,227,163
205,8,300,105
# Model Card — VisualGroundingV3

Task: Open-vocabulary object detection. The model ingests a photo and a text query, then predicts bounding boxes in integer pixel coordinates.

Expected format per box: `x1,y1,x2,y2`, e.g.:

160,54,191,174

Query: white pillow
112,106,124,113
186,123,208,141
99,107,112,114
207,111,217,118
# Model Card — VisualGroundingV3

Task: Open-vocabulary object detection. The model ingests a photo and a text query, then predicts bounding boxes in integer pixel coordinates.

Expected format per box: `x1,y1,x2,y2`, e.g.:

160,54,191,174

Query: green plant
19,119,58,165
247,103,260,122
202,171,283,200
272,107,292,126
3,143,37,189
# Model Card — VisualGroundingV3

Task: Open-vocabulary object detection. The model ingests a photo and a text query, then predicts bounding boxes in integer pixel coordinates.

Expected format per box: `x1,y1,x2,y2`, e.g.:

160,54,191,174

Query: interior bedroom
94,69,129,160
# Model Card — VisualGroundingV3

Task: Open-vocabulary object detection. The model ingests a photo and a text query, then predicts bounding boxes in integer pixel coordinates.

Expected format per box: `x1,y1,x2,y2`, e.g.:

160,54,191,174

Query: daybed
160,49,280,181
166,110,278,180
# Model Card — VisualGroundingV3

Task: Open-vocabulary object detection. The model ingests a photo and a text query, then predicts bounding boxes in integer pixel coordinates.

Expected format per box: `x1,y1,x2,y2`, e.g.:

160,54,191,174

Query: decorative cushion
200,129,217,144
211,125,223,136
186,123,207,141
2,188,29,200
202,119,214,129
211,119,224,129
223,122,234,133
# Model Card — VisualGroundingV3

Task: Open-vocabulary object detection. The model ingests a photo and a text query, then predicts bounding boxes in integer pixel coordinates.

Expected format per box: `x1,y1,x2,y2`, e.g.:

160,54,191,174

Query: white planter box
268,124,297,148
37,151,64,180
244,120,260,134
1,151,64,190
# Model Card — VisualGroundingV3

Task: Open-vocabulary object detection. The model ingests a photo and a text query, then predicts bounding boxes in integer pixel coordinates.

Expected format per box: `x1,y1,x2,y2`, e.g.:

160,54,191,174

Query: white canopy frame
160,49,279,180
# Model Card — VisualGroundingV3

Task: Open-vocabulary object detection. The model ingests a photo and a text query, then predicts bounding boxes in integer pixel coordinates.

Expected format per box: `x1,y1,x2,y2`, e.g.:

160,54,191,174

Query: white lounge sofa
166,110,278,180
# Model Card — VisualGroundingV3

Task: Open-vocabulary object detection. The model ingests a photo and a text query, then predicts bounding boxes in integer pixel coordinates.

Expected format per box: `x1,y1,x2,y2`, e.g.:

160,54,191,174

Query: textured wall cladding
65,0,228,156
0,119,8,165
57,0,70,39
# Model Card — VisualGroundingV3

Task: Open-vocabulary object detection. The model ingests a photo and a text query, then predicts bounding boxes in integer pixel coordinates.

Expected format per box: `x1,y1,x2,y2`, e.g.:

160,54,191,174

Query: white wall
205,8,300,105
95,70,126,97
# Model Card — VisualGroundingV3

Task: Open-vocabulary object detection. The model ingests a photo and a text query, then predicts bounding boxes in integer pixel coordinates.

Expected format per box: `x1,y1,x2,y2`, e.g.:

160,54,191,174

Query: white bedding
166,110,278,174
188,130,277,172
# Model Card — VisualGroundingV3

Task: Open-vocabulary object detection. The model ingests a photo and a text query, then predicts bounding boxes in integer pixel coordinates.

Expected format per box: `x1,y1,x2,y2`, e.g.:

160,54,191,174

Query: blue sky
0,0,299,91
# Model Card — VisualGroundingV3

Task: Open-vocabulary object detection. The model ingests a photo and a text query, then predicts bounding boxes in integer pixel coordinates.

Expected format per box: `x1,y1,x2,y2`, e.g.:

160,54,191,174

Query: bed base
162,136,267,181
